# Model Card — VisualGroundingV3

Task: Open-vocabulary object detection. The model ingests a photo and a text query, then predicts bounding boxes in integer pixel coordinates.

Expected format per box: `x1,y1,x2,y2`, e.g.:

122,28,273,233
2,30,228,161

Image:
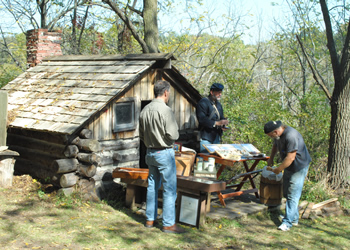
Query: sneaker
292,221,298,226
279,215,298,226
278,224,290,231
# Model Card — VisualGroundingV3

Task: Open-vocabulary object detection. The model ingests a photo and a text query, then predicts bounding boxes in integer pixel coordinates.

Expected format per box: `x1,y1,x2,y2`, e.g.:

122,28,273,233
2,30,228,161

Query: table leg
216,190,226,207
241,160,260,198
216,160,261,206
125,184,137,209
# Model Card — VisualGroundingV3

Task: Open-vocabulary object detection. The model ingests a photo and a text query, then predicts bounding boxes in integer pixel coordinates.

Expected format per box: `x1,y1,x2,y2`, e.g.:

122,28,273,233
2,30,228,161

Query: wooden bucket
259,176,283,206
175,151,196,176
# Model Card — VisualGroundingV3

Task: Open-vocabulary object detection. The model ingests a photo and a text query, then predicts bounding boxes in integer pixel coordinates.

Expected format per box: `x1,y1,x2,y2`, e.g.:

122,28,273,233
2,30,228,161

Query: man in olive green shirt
139,80,185,234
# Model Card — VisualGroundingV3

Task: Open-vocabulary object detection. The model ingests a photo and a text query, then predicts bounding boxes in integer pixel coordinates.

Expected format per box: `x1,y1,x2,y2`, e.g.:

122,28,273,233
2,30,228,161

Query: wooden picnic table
198,153,269,207
112,168,226,228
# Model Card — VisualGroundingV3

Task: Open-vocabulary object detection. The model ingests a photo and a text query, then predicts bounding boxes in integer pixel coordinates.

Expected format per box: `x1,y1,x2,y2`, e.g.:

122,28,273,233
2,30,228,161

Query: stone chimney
26,29,63,68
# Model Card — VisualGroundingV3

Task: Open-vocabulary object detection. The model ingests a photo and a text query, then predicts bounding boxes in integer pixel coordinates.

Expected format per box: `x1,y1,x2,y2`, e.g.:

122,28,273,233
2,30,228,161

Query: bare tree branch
320,0,340,81
296,34,332,101
102,0,149,53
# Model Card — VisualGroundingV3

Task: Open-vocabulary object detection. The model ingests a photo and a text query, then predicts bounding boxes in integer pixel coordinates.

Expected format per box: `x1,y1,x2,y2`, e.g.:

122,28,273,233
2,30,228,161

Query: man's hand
272,167,282,175
215,119,229,126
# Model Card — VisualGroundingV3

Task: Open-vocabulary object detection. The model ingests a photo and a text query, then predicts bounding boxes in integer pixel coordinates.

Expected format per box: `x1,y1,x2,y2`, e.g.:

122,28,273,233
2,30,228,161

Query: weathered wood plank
312,198,338,210
9,79,129,90
42,72,137,82
39,60,153,66
302,202,315,219
0,91,8,146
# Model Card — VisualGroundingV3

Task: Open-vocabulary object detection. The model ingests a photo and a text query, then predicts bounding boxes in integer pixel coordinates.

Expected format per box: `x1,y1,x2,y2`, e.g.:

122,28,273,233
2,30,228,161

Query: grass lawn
0,175,349,249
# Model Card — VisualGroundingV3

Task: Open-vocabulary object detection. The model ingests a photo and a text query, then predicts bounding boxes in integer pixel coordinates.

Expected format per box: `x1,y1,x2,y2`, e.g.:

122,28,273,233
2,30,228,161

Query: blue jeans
200,134,220,153
282,166,309,227
145,148,177,227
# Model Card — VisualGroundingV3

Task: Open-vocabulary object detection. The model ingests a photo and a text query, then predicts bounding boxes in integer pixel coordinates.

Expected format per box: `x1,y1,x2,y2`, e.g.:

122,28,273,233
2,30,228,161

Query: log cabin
1,29,202,199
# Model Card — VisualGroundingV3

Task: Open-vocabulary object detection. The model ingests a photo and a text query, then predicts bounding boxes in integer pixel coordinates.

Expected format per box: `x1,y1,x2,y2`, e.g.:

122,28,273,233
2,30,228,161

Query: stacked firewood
298,198,345,219
54,129,101,201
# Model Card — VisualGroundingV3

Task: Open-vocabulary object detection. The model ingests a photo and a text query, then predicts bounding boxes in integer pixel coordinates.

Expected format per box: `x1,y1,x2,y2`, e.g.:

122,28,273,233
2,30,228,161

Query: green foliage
209,217,242,229
54,191,85,208
301,180,332,203
0,33,26,87
0,64,23,88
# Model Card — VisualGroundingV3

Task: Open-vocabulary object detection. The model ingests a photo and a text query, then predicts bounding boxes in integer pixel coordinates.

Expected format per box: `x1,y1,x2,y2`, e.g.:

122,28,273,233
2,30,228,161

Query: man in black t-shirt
264,120,311,231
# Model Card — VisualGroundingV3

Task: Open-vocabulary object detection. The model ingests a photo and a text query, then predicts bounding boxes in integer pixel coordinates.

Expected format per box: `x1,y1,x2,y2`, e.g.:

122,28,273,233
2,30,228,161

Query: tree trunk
143,0,158,53
328,91,350,188
320,0,350,188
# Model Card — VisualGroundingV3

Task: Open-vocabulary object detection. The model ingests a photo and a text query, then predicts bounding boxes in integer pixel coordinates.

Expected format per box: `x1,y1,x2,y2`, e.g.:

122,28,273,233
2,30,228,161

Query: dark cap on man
264,120,282,134
210,83,224,91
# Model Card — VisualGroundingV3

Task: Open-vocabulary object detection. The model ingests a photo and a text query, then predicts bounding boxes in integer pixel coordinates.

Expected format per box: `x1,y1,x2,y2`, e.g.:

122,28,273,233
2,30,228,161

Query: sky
158,0,290,44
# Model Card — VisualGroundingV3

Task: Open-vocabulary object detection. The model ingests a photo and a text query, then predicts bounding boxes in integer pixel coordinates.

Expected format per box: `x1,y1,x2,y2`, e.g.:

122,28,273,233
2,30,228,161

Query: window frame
113,97,136,133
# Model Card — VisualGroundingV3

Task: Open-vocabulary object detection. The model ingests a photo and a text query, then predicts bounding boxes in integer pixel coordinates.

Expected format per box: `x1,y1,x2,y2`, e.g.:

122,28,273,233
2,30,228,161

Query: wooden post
0,91,7,146
0,150,19,188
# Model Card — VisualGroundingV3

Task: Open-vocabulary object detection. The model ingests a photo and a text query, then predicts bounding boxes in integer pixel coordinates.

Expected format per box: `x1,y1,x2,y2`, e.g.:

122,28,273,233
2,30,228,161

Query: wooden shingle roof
3,53,175,135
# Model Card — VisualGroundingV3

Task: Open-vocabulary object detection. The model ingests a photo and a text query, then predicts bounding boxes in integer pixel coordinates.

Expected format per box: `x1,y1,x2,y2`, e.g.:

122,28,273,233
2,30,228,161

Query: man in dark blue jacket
196,83,229,153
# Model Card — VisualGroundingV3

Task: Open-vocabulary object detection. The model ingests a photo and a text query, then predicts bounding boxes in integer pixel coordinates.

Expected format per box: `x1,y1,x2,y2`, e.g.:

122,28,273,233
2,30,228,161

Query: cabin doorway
139,100,151,168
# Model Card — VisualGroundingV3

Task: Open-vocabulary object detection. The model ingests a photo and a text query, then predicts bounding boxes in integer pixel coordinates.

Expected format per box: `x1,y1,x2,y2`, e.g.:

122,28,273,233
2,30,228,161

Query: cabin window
113,98,136,132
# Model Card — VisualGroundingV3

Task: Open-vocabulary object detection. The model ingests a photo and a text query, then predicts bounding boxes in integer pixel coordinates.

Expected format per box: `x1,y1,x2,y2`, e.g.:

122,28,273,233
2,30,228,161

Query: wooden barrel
259,176,283,206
